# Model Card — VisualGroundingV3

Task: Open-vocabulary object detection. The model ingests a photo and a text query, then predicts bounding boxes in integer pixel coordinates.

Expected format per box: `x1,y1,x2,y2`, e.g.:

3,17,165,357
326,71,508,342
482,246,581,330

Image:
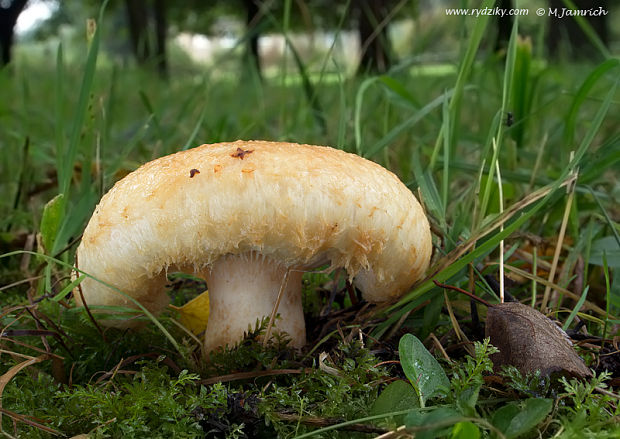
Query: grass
1,2,619,438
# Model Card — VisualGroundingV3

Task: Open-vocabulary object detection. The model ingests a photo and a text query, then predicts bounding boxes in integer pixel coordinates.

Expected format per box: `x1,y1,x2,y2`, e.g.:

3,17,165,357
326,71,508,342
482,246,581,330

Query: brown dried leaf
0,354,50,428
485,302,591,378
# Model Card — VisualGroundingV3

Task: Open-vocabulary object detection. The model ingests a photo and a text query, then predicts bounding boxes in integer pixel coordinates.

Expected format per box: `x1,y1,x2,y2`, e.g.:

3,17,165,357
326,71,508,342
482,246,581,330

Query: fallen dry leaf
169,290,210,334
0,354,50,429
485,302,591,378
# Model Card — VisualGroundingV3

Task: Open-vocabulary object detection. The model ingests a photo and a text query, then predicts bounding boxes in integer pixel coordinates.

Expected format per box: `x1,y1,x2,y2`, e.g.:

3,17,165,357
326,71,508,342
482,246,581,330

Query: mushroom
75,140,432,354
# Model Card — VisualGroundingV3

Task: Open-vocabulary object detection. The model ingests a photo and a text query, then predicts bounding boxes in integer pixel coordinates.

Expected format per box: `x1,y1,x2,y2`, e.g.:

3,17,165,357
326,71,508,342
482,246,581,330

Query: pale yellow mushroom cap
75,140,432,352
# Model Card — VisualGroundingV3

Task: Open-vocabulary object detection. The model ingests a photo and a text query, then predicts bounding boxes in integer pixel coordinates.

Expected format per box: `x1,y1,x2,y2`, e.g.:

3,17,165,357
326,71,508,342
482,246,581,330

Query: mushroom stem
202,252,305,355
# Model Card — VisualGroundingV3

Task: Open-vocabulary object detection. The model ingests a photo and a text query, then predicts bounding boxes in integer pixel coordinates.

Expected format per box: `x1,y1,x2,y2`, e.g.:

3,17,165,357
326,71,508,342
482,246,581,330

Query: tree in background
175,0,401,77
243,0,263,78
355,0,394,74
8,0,406,77
495,0,512,53
124,0,168,78
0,0,28,66
546,0,608,59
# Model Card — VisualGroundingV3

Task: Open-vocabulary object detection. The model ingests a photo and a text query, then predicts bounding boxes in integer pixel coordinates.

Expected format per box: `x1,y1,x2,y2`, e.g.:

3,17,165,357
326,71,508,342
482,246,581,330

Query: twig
263,268,290,347
433,280,491,307
595,386,620,400
0,407,62,436
199,368,311,385
493,138,505,303
374,425,408,439
427,174,577,282
541,165,577,310
76,254,107,343
443,289,465,342
429,333,451,362
0,338,64,361
345,280,358,305
372,360,401,368
24,308,52,354
52,233,83,259
0,276,44,293
274,413,388,434
501,264,608,316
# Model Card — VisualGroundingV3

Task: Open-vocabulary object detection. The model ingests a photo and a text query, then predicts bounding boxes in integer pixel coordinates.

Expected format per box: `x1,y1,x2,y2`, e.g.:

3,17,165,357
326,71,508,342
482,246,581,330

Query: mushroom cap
75,140,432,318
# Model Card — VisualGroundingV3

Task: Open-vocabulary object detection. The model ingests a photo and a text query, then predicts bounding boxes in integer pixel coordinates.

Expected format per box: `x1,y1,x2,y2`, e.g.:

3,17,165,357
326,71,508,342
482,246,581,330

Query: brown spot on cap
189,169,200,178
231,148,254,160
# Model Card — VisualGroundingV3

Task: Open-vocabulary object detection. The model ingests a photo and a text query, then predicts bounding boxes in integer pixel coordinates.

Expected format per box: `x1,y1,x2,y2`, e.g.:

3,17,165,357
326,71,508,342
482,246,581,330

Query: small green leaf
456,384,481,417
478,175,515,215
405,407,461,439
399,333,450,406
378,75,418,107
452,421,480,439
40,194,65,254
492,398,553,439
371,380,419,425
562,285,590,331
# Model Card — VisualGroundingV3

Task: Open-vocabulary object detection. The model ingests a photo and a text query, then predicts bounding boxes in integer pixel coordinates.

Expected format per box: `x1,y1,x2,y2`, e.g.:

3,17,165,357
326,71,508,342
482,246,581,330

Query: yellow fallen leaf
169,290,209,335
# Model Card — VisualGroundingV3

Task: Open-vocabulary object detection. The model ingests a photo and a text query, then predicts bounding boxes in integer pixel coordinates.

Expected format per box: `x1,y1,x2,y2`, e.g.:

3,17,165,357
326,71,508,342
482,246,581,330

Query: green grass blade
336,69,347,150
564,58,620,147
509,37,532,149
139,90,163,139
1,250,181,353
562,285,589,331
391,75,618,311
52,274,86,302
55,44,66,189
261,6,327,136
285,38,328,135
446,0,494,156
182,105,208,151
587,186,620,248
411,148,445,230
364,87,460,158
441,94,450,212
105,116,153,179
61,3,108,197
313,0,352,99
560,0,611,59
478,20,518,222
378,75,419,108
602,254,611,338
354,76,380,155
579,134,620,184
40,194,64,254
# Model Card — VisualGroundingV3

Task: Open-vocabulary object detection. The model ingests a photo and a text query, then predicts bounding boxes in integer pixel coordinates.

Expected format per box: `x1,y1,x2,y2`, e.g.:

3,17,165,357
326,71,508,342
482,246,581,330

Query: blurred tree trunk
154,0,167,79
125,0,168,78
0,0,28,66
125,0,151,63
244,0,262,79
495,0,513,53
356,0,393,75
547,0,608,59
